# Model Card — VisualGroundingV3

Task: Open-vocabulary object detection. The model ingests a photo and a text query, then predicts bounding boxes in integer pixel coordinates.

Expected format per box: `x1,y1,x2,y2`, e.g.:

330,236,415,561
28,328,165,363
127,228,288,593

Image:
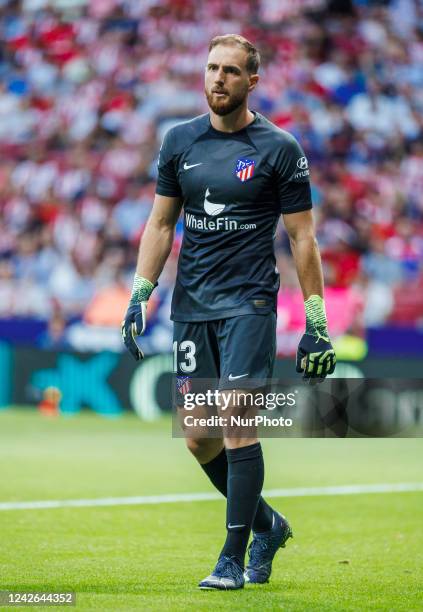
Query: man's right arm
136,193,183,283
121,193,182,360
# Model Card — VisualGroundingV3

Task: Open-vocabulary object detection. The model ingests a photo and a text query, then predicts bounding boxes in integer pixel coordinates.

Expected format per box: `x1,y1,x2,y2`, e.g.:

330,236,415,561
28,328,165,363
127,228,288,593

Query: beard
205,86,248,116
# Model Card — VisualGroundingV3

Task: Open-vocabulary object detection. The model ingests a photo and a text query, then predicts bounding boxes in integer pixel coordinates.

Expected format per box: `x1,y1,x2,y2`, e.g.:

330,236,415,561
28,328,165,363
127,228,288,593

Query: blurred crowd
0,0,422,351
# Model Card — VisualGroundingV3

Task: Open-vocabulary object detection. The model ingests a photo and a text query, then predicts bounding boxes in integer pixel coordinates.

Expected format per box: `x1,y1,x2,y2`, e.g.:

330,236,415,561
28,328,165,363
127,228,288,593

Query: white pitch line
0,483,422,512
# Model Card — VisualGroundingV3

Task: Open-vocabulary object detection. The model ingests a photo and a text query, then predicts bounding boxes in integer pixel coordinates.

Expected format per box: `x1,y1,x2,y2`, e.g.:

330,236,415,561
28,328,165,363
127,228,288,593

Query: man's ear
248,74,259,93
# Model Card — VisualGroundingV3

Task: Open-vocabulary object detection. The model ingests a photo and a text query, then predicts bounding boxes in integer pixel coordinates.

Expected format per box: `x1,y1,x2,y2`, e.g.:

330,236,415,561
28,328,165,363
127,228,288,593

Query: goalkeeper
121,34,336,591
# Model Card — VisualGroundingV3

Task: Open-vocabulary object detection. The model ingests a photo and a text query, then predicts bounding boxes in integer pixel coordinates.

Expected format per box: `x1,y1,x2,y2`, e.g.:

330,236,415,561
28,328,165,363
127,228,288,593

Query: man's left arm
282,209,336,380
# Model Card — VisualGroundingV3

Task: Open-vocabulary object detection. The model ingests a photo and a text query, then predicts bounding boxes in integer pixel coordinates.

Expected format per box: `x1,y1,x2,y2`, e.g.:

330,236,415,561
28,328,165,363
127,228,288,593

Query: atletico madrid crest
176,376,192,395
234,158,255,182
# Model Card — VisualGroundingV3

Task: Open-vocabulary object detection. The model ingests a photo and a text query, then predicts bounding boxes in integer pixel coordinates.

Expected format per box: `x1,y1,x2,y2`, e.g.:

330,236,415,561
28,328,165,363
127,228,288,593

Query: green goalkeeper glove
121,275,156,361
296,295,336,381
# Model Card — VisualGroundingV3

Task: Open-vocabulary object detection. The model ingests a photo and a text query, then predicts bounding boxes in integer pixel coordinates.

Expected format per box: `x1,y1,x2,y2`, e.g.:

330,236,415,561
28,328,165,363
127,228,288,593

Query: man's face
204,44,258,116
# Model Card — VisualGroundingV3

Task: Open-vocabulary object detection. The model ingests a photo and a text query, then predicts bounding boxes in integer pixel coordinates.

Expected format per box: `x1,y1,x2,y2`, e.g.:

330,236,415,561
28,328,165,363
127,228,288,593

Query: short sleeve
156,129,182,198
273,134,312,214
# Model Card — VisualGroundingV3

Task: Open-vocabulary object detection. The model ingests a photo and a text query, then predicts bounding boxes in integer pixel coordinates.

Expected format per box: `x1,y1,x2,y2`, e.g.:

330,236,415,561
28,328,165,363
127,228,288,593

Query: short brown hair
208,34,260,74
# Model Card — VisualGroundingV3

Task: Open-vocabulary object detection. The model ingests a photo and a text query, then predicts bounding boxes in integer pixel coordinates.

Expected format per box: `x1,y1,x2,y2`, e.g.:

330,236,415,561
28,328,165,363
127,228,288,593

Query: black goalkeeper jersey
156,112,312,322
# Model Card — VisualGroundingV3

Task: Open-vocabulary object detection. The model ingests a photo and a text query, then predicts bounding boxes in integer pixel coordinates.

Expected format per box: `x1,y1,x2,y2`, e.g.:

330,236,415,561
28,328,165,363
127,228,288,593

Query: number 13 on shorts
173,340,197,373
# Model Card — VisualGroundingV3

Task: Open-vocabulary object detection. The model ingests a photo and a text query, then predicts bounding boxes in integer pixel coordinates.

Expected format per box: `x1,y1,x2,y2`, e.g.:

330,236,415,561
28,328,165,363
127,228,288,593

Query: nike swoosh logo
228,373,249,381
183,162,202,170
228,523,246,529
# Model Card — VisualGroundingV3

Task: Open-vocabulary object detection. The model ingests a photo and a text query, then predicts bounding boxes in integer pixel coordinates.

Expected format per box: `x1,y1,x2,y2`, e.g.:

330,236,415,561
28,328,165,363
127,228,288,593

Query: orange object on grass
38,387,61,417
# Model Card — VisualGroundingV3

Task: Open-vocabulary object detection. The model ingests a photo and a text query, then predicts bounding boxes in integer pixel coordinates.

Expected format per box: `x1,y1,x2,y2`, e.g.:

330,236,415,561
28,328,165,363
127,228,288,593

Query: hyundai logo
296,156,308,170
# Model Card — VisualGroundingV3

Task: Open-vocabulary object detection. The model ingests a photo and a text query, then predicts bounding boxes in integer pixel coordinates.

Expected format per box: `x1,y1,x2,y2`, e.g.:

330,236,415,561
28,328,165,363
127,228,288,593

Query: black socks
200,447,228,497
200,445,274,536
220,443,267,567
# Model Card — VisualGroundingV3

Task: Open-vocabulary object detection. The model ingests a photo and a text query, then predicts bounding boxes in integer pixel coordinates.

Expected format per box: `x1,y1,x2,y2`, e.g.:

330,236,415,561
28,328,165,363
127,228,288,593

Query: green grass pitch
0,408,422,611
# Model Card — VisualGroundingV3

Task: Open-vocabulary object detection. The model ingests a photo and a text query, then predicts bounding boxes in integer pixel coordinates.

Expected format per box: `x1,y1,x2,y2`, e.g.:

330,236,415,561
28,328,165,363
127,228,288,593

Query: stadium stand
0,0,422,353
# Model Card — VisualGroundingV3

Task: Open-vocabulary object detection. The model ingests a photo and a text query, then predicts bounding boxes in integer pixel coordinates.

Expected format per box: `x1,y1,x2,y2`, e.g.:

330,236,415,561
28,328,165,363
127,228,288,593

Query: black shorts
173,313,276,391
